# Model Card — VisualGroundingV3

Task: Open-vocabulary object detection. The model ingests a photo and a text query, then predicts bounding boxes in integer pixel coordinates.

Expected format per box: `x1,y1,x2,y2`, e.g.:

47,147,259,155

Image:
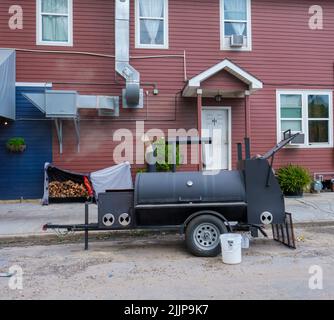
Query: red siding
202,70,248,92
1,0,334,174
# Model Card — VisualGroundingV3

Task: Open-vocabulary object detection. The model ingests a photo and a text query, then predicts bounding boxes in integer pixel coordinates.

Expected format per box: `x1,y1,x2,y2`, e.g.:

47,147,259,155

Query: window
221,0,251,50
37,0,73,46
136,0,168,49
277,90,333,148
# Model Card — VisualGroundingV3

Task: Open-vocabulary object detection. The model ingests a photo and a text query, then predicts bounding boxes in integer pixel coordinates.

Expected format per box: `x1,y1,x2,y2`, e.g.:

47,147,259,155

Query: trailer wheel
185,214,227,257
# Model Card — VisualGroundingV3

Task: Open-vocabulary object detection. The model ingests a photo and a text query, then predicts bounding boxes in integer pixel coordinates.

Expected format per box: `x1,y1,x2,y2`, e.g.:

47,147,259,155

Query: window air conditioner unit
289,133,305,145
230,35,244,47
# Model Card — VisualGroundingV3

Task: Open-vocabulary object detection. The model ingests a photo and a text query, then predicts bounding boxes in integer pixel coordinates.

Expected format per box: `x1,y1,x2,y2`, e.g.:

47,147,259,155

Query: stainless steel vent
115,0,143,108
23,91,120,118
78,95,119,116
23,90,120,154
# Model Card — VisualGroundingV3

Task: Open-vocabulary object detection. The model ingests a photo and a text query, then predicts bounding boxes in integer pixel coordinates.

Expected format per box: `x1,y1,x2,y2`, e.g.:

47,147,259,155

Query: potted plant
6,137,26,153
153,138,181,172
277,164,312,197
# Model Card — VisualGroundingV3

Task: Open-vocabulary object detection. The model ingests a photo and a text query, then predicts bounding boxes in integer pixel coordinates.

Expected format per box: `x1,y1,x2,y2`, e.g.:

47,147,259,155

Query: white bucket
220,233,242,265
241,235,250,249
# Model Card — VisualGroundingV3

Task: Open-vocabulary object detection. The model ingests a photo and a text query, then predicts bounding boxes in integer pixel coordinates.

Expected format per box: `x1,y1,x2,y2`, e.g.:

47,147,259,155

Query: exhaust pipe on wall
115,0,143,108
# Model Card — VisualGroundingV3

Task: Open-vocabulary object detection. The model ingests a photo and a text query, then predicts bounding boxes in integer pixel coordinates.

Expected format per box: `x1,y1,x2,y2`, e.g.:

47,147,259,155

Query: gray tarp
90,162,133,198
0,49,15,120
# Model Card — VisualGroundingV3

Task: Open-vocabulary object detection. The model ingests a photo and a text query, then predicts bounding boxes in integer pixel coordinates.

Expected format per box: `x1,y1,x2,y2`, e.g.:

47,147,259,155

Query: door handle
178,196,203,203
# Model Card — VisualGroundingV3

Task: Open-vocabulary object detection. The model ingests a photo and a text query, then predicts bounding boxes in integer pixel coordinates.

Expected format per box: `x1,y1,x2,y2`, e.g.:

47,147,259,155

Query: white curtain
42,16,68,41
42,0,68,42
231,22,245,36
42,0,68,14
224,0,246,36
140,0,164,44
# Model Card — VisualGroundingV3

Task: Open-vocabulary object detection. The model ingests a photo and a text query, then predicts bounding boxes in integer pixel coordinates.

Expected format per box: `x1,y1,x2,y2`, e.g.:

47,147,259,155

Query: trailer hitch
43,202,99,250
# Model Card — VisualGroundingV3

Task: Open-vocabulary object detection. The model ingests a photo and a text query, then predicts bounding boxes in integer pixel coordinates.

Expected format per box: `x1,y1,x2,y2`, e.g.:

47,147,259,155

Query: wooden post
197,89,203,171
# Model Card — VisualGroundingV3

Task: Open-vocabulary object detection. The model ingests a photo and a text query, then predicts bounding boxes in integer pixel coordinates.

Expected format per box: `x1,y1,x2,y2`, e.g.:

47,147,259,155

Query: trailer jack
250,225,268,238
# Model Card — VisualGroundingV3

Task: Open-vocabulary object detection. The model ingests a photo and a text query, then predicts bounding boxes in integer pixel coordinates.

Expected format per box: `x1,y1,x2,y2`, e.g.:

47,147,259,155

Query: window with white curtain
277,90,333,148
37,0,73,46
221,0,251,50
136,0,168,49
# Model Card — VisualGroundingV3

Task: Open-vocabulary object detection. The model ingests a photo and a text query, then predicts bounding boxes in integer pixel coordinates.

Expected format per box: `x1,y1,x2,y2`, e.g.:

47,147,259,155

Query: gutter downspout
115,0,141,107
197,89,203,171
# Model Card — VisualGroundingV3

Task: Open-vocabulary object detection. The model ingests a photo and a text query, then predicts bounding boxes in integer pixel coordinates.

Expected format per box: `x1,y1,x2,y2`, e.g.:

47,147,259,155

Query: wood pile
49,180,89,198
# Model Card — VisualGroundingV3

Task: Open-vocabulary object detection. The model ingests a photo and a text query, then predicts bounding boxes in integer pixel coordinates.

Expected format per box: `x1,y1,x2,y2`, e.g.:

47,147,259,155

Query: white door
202,108,230,171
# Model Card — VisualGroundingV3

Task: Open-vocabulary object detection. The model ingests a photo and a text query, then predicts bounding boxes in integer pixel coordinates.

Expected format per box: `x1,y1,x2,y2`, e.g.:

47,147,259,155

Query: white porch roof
183,59,263,97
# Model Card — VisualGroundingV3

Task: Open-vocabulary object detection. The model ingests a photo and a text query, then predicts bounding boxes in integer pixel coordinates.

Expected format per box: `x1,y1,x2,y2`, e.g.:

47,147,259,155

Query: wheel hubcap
193,223,220,250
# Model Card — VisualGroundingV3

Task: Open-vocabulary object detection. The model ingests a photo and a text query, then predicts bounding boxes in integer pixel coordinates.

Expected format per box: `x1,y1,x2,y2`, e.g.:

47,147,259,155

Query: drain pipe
115,0,141,108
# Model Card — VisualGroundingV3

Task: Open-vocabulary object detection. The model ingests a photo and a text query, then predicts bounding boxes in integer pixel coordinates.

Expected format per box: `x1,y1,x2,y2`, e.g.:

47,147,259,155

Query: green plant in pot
153,138,181,172
277,164,312,197
6,137,26,153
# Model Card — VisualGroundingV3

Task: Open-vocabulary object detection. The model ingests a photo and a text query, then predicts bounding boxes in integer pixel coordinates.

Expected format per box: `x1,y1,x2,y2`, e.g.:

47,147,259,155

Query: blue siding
0,87,52,200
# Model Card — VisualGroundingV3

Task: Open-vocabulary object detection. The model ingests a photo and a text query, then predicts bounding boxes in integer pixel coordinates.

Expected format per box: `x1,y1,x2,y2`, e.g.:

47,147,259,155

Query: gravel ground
0,226,333,300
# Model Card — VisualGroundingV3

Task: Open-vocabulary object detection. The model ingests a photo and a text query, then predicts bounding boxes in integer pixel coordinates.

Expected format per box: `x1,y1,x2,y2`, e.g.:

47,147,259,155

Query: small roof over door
183,59,263,98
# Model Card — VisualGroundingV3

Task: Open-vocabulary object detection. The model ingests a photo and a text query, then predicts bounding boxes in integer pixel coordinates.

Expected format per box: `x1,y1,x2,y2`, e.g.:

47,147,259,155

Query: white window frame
135,0,169,49
276,90,333,148
36,0,73,46
220,0,252,51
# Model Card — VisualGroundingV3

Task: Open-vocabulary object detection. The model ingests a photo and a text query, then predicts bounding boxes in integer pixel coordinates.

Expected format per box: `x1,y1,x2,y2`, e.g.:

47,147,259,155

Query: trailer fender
182,210,232,233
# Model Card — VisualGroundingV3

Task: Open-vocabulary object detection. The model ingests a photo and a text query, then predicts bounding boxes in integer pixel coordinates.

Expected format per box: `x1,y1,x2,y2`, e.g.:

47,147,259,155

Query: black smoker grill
44,132,297,257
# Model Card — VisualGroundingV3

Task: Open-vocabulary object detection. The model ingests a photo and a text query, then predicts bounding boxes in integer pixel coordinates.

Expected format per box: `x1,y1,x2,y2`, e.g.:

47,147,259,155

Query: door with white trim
202,107,231,171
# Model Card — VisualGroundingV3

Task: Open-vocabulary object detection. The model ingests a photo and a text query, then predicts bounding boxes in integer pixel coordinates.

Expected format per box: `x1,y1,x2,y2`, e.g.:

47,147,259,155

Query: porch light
215,95,223,103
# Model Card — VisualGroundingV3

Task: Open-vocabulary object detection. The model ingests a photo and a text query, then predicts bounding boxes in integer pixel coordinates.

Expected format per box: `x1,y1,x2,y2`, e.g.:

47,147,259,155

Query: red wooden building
1,0,334,199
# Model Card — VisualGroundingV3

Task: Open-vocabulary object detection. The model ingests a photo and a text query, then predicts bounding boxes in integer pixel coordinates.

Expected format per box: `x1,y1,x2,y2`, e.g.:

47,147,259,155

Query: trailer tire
185,214,227,257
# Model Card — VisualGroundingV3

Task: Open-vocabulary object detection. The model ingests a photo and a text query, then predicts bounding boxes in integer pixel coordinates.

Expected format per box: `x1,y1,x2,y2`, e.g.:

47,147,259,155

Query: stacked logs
49,180,89,198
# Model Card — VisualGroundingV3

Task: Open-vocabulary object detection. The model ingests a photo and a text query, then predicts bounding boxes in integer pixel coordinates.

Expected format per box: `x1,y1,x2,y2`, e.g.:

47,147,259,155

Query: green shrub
6,137,26,152
153,138,181,172
277,164,312,194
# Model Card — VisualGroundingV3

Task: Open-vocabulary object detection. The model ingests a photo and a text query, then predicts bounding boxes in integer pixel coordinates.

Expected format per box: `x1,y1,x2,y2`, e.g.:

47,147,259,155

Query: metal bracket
54,118,80,154
266,154,275,187
54,119,63,154
74,118,80,153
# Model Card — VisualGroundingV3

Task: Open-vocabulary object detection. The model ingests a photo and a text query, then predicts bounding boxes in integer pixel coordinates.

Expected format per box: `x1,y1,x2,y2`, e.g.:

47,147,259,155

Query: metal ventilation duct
22,91,119,118
115,0,143,108
22,90,120,154
78,95,120,116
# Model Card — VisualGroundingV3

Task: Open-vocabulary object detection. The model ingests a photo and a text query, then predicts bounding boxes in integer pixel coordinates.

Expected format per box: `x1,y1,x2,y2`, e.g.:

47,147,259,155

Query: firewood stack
49,180,89,198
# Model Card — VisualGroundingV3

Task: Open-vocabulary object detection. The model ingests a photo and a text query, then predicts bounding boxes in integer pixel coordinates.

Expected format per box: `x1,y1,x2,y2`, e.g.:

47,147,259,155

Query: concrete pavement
285,192,334,223
0,192,334,237
0,202,97,237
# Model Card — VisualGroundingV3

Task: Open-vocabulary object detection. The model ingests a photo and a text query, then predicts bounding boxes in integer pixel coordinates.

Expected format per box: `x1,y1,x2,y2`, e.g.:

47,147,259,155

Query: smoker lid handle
178,196,203,203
